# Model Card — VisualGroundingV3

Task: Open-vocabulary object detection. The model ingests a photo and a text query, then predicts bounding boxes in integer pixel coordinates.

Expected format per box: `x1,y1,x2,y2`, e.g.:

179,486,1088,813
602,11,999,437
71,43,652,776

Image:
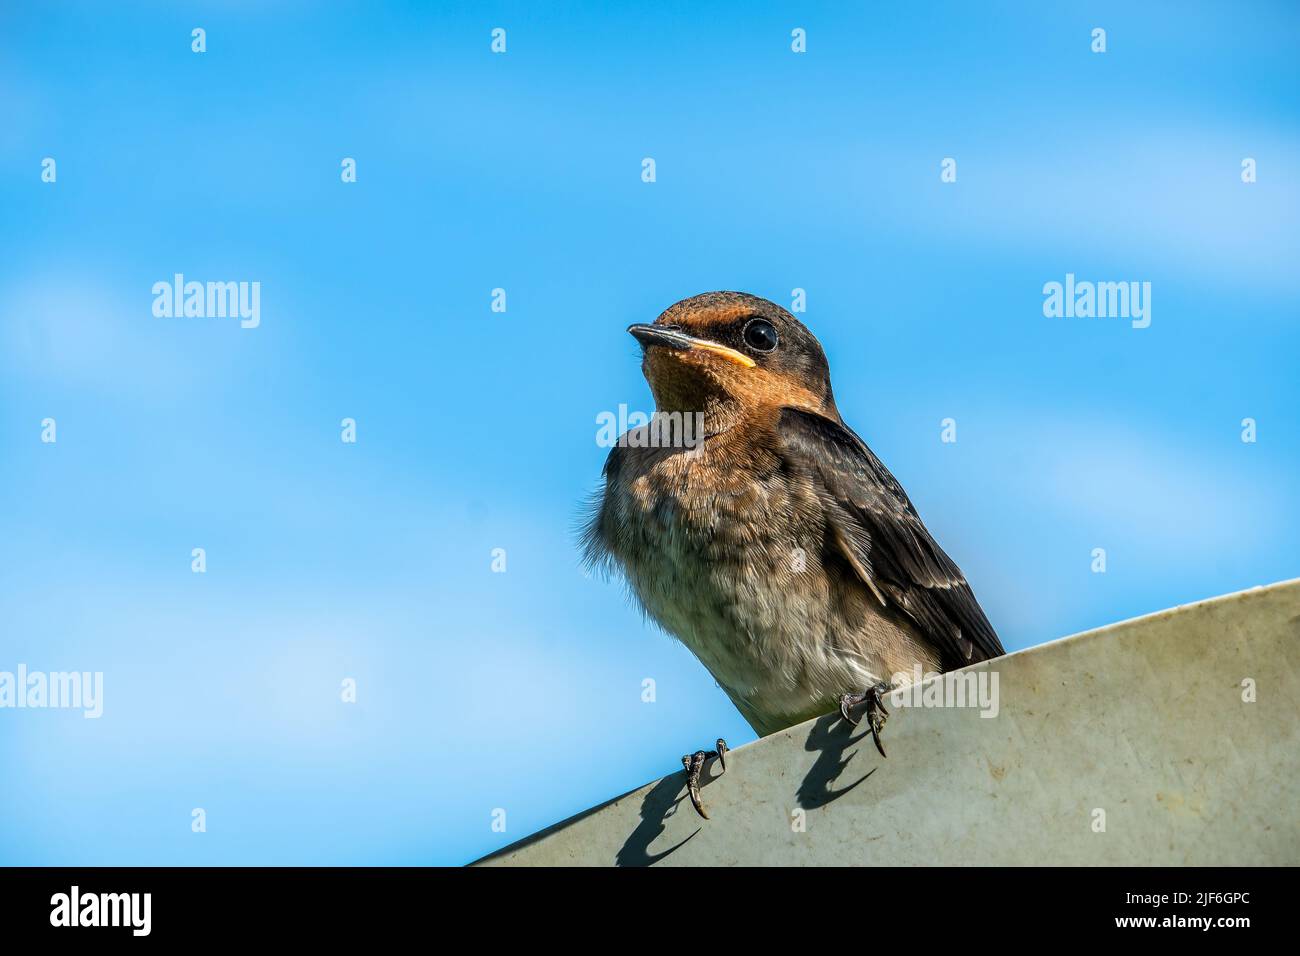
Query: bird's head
629,291,838,418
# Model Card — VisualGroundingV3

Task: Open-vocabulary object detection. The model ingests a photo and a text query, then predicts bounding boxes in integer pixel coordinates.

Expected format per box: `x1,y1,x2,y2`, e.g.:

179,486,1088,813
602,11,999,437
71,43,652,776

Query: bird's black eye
742,318,779,352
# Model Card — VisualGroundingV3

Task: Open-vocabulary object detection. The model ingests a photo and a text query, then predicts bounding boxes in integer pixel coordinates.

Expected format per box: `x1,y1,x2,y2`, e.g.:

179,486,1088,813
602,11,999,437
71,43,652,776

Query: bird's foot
839,681,893,757
681,738,728,819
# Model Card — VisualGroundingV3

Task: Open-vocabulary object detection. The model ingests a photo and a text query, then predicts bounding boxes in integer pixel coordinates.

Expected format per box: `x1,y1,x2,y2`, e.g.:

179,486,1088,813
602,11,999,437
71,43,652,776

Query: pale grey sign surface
478,580,1299,866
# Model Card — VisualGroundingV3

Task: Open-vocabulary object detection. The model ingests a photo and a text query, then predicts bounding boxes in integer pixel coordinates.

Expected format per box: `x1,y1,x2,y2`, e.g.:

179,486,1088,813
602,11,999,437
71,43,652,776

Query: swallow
584,291,1005,818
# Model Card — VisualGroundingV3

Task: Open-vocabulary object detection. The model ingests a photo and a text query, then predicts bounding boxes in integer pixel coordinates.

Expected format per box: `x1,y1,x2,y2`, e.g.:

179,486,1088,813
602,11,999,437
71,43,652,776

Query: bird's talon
681,739,728,820
841,681,893,757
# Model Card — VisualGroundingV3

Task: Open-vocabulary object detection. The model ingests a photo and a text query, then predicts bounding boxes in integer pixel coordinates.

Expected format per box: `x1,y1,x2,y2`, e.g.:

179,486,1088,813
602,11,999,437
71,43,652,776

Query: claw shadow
796,713,876,810
614,764,719,867
614,717,870,863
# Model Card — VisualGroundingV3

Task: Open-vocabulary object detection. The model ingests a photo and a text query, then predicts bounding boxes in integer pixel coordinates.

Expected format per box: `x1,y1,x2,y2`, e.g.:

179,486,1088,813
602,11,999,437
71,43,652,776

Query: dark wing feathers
777,406,1004,668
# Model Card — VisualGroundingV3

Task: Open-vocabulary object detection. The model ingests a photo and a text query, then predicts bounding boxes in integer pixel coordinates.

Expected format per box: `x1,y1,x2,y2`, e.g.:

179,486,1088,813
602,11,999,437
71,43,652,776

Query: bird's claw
681,738,728,819
839,681,892,757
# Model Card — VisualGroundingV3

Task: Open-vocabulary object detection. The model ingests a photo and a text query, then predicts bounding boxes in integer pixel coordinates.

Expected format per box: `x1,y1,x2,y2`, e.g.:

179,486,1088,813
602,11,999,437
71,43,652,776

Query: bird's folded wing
776,406,1005,667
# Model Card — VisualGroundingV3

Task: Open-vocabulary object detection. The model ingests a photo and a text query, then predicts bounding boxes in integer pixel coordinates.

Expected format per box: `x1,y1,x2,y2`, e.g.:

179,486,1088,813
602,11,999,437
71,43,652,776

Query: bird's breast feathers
590,428,935,734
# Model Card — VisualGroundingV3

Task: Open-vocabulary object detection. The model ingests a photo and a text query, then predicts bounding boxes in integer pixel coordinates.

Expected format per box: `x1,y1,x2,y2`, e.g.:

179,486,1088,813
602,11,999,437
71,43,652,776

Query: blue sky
1,1,1296,865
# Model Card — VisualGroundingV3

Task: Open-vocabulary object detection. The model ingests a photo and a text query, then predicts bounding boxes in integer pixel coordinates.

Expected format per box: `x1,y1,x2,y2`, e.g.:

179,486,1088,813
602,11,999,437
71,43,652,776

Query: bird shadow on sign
797,713,876,810
614,767,716,867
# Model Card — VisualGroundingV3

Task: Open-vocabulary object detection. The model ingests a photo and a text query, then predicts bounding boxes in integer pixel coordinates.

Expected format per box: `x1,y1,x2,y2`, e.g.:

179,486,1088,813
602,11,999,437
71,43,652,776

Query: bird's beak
627,324,756,368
